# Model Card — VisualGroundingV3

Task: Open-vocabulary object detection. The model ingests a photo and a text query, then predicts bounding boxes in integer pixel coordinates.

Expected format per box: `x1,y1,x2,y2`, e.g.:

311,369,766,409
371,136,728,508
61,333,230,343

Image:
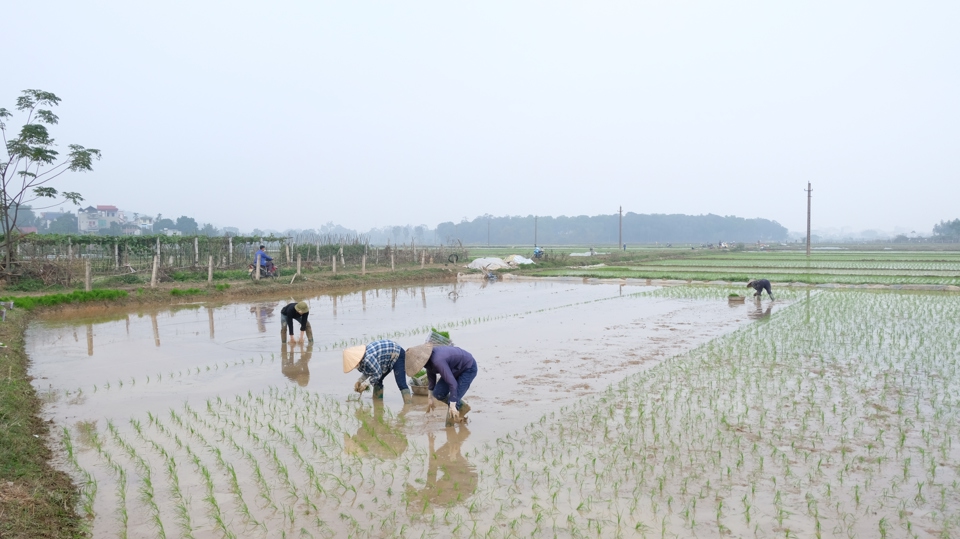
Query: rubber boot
400,388,413,404
458,401,471,418
373,385,384,400
305,322,314,343
281,326,287,344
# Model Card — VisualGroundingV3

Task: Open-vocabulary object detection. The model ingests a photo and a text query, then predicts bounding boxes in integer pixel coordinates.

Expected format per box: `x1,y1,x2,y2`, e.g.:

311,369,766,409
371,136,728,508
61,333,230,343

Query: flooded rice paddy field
28,281,960,537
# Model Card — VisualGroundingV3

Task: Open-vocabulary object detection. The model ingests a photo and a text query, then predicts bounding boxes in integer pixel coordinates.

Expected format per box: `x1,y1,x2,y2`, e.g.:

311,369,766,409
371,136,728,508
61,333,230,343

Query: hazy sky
5,1,958,234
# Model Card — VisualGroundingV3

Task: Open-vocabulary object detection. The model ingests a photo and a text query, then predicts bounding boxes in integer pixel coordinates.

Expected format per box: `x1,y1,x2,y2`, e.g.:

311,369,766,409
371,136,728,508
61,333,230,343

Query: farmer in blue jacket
405,344,478,425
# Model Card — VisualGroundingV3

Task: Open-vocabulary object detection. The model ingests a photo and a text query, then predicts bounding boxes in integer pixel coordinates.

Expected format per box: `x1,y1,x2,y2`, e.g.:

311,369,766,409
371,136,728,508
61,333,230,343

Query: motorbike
248,261,278,280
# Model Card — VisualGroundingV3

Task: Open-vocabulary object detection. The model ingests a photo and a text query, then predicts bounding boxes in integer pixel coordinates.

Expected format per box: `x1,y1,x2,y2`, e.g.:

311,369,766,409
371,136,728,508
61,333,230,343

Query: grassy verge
0,310,83,539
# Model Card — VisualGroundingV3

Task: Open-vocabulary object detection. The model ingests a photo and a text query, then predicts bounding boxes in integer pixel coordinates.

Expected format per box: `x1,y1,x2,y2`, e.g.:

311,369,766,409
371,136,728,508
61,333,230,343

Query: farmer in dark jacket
280,301,313,343
747,279,774,300
405,344,478,425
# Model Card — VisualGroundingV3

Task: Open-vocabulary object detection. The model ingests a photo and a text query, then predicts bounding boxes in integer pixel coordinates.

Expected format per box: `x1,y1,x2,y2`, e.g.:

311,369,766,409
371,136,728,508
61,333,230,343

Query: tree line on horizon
435,213,789,246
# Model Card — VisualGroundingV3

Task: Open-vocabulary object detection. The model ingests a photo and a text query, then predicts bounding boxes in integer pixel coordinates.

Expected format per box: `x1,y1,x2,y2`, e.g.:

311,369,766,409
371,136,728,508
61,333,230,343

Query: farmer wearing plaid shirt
342,340,413,403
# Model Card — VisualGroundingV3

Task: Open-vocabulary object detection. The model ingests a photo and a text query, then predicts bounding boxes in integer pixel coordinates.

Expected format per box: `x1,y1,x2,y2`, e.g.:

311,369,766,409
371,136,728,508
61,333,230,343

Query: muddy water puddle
30,280,778,537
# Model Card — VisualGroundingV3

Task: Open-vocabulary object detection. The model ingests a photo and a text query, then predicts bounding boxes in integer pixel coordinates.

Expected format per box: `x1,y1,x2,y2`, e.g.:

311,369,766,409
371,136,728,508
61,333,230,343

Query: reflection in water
405,426,477,511
343,400,408,459
86,324,93,356
748,301,773,320
250,304,275,333
280,342,313,386
151,312,160,347
207,307,215,339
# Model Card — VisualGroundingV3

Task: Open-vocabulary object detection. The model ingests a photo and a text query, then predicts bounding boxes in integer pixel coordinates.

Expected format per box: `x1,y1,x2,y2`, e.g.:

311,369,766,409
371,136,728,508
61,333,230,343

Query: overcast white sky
4,1,958,235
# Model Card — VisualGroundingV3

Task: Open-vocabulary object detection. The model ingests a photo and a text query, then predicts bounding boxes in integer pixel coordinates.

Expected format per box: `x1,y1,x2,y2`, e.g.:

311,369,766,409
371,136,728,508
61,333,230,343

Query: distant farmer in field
405,344,478,426
280,301,312,343
747,279,775,300
343,340,413,403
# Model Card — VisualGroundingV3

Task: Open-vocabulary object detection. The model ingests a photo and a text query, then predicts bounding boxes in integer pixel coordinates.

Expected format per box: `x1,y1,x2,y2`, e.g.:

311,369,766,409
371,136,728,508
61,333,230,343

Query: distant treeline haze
436,213,788,245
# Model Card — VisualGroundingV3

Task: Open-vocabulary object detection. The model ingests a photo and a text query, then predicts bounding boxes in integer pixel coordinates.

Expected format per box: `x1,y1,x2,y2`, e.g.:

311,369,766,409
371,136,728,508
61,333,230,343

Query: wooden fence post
420,251,425,269
151,255,158,288
114,242,119,270
255,253,261,280
297,254,301,275
208,256,213,284
194,237,199,265
362,255,366,275
286,244,291,264
332,255,336,275
228,237,233,266
84,259,92,292
391,252,395,271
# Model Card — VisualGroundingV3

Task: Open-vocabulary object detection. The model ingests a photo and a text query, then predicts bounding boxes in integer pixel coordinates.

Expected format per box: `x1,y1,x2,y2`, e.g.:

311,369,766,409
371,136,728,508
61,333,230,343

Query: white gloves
449,401,460,422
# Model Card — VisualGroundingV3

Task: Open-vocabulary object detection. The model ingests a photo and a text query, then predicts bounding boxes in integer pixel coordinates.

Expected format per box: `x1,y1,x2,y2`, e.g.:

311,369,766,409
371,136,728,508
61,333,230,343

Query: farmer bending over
405,344,478,425
343,340,413,403
746,279,775,300
280,301,313,343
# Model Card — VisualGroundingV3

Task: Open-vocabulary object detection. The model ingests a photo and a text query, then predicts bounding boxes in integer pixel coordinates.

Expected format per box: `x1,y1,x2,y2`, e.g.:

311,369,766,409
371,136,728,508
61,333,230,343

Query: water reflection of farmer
343,400,409,459
250,303,275,333
748,304,773,320
281,342,313,386
404,427,477,510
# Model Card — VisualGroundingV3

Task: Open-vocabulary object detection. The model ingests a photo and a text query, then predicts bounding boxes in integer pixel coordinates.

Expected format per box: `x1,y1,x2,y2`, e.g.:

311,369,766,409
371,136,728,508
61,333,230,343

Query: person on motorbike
254,245,275,274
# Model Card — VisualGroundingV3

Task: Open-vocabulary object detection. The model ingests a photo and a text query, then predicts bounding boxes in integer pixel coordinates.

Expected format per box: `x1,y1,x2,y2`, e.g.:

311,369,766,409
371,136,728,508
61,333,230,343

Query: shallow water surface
29,280,772,538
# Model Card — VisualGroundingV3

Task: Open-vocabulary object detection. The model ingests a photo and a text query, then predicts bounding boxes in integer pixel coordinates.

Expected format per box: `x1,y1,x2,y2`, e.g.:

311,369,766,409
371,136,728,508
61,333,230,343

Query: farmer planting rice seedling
746,278,775,300
405,343,478,426
343,339,413,403
279,300,312,344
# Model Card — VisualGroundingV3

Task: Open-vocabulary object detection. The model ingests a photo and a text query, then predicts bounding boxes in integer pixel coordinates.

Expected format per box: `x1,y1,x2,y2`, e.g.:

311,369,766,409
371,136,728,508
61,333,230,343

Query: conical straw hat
342,345,365,373
404,344,434,377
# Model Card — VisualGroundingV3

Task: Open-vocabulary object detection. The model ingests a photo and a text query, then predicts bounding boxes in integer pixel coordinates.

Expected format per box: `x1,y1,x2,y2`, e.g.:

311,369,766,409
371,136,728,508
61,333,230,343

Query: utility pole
487,218,490,247
618,206,622,250
534,216,538,246
805,182,813,257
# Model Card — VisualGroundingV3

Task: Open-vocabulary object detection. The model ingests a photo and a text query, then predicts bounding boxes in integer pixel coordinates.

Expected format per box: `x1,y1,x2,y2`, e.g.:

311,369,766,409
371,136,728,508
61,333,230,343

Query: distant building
135,215,154,232
77,204,126,234
161,228,182,237
223,227,240,236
